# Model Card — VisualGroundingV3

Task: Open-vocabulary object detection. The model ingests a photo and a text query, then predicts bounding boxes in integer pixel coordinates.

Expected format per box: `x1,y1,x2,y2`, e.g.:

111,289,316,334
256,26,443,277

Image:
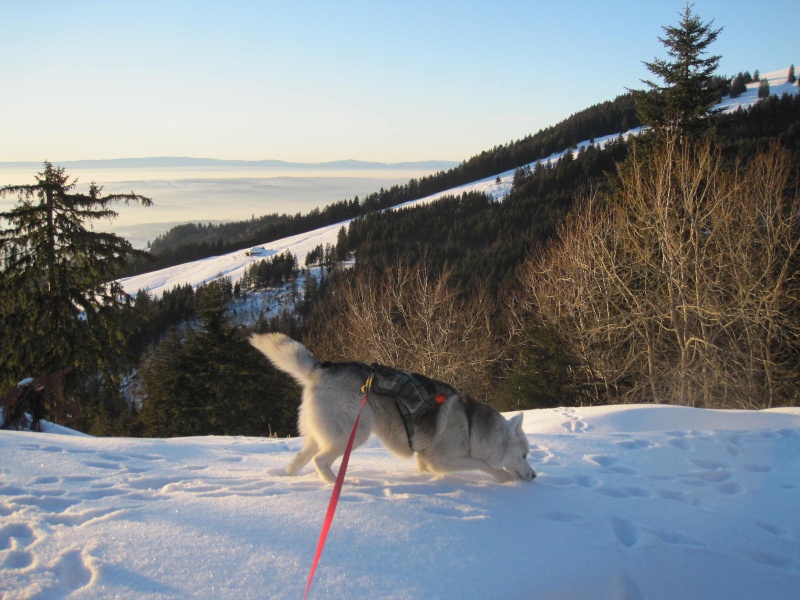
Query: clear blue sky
1,0,796,163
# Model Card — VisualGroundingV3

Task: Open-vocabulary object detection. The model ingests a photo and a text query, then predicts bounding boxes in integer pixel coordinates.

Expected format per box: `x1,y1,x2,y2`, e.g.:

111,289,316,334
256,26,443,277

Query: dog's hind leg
415,454,431,473
311,449,341,484
286,437,319,476
310,419,373,484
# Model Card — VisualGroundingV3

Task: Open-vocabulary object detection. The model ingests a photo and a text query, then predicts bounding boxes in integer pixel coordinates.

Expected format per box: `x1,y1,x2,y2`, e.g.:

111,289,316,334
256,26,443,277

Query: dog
250,333,535,484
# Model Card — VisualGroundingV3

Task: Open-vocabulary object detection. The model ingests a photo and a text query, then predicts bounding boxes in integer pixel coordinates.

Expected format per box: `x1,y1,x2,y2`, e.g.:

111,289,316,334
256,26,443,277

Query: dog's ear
507,413,524,432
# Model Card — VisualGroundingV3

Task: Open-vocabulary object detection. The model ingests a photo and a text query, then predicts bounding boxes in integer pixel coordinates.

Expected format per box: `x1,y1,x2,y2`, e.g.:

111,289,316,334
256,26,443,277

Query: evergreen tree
0,162,152,424
758,78,771,99
137,279,299,437
729,74,747,98
788,64,796,83
633,4,723,137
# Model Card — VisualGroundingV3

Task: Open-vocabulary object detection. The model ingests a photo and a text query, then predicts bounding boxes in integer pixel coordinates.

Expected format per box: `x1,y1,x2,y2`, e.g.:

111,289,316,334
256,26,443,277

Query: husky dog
250,333,535,484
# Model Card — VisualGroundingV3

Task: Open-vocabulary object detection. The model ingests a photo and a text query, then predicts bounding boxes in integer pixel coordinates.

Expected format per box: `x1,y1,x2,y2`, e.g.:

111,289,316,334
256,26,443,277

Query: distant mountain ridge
0,157,459,171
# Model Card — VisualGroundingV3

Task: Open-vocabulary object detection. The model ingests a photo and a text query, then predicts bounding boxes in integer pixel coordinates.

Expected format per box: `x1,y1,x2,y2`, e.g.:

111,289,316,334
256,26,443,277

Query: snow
1,404,798,598
118,66,798,300
118,222,345,298
717,67,800,113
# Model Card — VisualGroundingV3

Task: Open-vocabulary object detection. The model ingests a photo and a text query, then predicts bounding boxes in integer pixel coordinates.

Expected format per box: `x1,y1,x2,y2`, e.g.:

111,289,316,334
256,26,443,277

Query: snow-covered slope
717,67,800,112
1,405,798,599
119,66,799,299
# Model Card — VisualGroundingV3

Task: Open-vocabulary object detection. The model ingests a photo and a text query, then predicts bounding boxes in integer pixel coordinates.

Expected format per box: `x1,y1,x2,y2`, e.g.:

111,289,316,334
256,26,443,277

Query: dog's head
500,414,536,482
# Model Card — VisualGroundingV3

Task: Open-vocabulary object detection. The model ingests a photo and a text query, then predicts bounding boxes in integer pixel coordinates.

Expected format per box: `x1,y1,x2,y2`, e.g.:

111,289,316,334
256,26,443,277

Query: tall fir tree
729,74,747,98
758,78,771,99
0,162,152,425
138,278,298,438
788,64,796,84
633,4,723,137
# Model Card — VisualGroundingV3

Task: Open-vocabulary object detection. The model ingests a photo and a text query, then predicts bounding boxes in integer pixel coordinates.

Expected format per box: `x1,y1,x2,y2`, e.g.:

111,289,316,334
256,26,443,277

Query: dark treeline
123,94,643,274
344,138,631,291
415,93,641,194
127,284,197,357
716,92,800,158
148,217,285,254
239,251,299,290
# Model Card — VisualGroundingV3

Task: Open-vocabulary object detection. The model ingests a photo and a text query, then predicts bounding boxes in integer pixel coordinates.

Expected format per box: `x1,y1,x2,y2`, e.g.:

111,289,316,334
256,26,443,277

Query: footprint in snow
746,551,795,572
54,549,94,591
755,520,791,540
0,523,37,571
611,518,639,548
0,522,36,550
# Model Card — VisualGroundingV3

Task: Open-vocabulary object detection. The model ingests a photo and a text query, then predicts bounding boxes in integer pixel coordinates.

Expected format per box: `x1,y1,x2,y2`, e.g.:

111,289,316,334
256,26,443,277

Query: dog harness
365,365,449,451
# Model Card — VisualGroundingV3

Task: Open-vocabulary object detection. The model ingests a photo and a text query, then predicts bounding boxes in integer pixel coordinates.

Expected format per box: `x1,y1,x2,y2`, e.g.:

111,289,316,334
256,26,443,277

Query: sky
1,0,797,164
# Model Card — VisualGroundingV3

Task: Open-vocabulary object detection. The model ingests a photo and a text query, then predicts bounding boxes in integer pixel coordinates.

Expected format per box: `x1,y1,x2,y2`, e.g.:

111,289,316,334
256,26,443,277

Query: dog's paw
264,467,292,477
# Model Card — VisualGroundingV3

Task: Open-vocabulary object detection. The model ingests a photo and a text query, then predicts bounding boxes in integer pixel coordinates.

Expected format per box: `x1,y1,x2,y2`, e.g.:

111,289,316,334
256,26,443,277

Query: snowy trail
2,405,799,599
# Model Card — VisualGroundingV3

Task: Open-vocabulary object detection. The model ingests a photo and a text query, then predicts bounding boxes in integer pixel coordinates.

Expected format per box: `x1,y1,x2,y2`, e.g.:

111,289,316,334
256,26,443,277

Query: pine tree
788,64,796,83
633,4,723,137
138,279,299,437
0,162,152,423
730,74,747,98
758,78,771,99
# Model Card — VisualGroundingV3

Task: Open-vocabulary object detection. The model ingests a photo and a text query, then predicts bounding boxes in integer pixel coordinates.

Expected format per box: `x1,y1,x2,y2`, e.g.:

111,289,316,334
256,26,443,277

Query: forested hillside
340,93,800,292
123,93,643,275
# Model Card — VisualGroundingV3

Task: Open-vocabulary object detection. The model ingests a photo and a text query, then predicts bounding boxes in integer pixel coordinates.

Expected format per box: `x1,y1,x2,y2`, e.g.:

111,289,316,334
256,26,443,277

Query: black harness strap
367,368,441,451
392,372,438,449
463,395,476,457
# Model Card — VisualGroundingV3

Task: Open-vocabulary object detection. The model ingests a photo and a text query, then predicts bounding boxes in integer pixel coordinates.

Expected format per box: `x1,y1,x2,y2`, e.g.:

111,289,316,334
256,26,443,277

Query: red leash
303,374,373,600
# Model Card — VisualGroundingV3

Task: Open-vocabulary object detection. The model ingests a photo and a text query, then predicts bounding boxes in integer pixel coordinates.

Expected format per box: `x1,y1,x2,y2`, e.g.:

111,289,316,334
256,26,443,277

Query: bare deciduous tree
517,138,800,408
309,260,502,402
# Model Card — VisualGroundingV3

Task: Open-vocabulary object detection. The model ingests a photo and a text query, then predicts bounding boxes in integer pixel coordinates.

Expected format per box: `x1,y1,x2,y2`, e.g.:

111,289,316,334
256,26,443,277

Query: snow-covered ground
119,67,798,299
1,404,798,598
717,67,800,112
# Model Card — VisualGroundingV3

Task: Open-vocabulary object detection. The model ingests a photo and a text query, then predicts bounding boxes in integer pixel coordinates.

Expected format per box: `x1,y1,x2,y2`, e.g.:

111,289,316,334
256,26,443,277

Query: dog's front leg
420,454,514,482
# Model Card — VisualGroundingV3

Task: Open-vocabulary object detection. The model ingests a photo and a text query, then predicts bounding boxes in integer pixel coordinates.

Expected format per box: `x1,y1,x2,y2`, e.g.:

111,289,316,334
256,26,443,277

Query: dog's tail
249,333,319,385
